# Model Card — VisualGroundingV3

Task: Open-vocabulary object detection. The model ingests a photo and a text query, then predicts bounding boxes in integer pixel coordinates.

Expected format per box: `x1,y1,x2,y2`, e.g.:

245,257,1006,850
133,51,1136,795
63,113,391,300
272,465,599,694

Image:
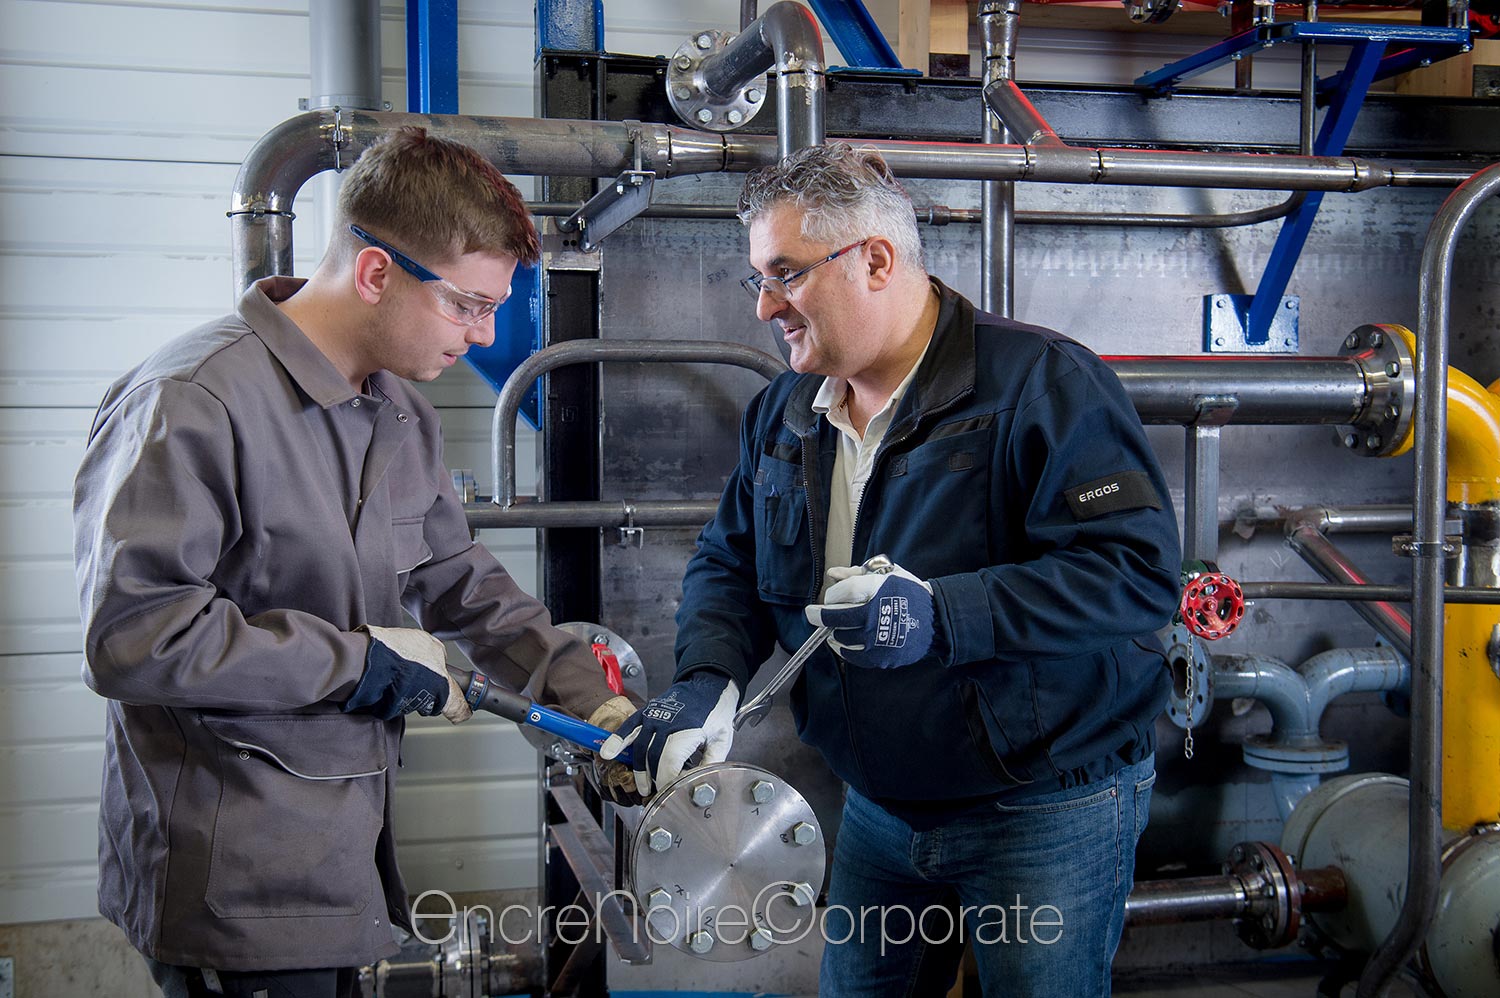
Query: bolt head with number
751,780,775,804
689,930,715,953
791,821,817,846
691,782,717,807
647,888,671,908
648,826,673,852
748,928,774,951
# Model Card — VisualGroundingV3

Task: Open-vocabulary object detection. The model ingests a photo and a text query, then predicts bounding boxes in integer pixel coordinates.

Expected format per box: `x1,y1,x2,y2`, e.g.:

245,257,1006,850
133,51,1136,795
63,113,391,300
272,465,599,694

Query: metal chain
1182,647,1196,760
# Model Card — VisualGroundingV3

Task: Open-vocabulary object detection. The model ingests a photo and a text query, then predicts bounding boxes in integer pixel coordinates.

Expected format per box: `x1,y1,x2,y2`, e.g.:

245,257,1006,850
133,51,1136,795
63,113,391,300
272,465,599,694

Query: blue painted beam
1243,39,1387,344
536,0,605,56
806,0,902,70
1137,21,1469,93
406,0,459,114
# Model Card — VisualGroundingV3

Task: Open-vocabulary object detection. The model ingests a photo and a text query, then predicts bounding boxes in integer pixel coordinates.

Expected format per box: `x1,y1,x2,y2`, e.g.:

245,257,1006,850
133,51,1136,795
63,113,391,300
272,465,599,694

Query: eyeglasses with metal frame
349,224,511,326
740,239,869,302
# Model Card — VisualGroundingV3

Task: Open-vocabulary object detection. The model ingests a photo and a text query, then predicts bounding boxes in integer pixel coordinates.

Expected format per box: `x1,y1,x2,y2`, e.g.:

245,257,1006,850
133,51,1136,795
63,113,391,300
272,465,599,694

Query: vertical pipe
1357,162,1500,998
308,0,384,258
979,0,1020,317
1300,0,1318,155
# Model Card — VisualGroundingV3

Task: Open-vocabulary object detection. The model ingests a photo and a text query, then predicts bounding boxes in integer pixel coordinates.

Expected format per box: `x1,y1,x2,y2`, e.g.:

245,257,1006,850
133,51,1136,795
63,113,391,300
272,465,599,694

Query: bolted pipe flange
1336,324,1415,459
1162,623,1214,729
629,762,824,963
1227,840,1301,949
666,30,768,133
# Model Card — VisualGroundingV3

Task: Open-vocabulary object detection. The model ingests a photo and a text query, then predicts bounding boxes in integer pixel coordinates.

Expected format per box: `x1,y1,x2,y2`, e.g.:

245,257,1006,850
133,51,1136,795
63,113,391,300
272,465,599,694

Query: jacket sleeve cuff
931,573,996,667
674,640,751,693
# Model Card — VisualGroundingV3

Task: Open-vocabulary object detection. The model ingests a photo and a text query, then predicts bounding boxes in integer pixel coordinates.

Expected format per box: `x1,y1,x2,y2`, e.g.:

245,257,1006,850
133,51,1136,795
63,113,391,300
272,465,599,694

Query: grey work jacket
73,278,615,970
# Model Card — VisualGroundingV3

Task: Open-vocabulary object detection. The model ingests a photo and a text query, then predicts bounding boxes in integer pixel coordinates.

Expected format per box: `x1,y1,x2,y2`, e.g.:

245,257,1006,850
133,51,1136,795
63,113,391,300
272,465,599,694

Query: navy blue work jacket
676,280,1182,803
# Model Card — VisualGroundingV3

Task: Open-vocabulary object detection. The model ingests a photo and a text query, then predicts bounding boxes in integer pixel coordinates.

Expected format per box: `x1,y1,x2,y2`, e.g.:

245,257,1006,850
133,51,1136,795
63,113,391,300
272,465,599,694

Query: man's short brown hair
337,126,540,266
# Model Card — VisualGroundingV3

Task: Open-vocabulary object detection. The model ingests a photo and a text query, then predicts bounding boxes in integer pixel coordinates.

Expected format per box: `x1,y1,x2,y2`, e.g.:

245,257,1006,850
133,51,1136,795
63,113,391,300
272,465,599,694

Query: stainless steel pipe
1109,357,1371,425
490,340,786,510
1358,161,1500,998
232,111,1476,294
230,110,734,293
698,1,825,158
1287,523,1414,658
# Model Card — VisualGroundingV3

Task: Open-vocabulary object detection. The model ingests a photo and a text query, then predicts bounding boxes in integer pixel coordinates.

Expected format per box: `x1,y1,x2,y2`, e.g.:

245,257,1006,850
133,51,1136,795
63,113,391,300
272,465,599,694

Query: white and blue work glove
805,562,936,669
598,672,740,797
344,625,472,724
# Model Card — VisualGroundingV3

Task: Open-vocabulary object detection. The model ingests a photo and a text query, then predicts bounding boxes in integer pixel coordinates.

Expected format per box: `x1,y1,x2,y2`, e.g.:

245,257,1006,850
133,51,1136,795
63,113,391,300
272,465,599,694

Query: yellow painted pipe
1387,325,1500,829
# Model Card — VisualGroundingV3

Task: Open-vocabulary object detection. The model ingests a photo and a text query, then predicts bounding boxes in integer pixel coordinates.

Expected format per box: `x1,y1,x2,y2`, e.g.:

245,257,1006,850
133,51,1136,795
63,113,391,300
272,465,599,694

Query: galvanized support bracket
1184,396,1239,562
1205,294,1300,354
562,170,657,251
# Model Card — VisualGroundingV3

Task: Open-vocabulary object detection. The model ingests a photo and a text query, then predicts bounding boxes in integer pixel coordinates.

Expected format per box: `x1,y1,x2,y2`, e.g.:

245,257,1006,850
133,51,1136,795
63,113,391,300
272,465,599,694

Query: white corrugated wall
0,0,1310,927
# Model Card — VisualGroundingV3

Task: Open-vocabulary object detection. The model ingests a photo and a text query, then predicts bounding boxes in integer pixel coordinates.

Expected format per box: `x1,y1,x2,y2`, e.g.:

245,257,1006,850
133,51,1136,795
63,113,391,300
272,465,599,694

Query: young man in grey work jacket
602,144,1183,997
74,128,638,998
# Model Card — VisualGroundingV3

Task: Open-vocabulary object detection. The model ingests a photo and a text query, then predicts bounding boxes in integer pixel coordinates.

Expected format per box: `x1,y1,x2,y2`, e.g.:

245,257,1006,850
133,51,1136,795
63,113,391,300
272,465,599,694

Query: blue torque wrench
448,666,632,765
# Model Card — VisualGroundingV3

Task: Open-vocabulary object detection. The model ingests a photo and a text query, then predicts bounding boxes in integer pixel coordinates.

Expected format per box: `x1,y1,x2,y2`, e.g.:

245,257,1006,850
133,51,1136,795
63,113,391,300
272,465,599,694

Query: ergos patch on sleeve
1064,471,1162,520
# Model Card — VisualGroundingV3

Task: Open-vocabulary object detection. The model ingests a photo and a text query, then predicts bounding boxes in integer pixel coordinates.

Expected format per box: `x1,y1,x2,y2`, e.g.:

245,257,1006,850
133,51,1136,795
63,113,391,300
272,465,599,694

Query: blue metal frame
1140,20,1472,349
806,0,903,70
467,265,545,430
406,0,459,114
1240,39,1387,345
536,0,605,57
1136,22,1471,94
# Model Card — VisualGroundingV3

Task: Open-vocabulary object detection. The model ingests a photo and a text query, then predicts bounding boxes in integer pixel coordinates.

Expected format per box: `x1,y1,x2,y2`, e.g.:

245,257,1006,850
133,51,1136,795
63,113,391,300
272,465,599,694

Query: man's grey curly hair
738,144,925,276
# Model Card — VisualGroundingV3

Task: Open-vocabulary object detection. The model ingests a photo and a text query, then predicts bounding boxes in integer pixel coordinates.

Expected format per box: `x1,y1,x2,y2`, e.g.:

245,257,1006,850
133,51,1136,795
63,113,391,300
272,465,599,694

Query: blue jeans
819,754,1155,998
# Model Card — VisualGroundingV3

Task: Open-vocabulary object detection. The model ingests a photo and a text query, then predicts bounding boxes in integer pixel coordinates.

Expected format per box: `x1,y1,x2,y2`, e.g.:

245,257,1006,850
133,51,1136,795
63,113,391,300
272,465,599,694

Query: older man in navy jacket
603,143,1181,997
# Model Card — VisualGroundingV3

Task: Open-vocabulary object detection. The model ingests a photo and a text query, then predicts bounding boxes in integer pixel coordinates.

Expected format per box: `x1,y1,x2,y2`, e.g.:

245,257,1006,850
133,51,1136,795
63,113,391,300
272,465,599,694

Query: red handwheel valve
592,642,625,695
1180,572,1245,640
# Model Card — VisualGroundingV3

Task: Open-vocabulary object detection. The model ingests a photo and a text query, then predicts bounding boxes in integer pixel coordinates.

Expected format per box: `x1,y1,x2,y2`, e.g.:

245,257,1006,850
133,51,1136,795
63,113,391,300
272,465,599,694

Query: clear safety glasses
349,225,510,326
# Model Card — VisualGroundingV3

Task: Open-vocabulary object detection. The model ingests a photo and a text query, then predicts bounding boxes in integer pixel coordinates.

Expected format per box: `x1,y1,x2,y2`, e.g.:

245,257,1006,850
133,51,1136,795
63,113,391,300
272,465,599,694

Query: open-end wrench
732,554,894,730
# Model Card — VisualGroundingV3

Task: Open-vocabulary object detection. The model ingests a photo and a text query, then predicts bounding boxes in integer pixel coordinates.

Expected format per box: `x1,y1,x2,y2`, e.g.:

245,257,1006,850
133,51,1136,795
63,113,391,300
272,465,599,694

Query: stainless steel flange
627,761,825,961
666,30,769,133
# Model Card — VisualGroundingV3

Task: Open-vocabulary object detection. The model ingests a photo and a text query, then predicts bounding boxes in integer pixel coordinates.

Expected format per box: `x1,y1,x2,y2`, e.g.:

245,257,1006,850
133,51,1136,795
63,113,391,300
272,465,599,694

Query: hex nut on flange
748,928,774,951
751,780,776,804
646,887,671,909
787,882,815,907
648,826,673,852
691,782,717,807
790,822,817,846
689,930,715,953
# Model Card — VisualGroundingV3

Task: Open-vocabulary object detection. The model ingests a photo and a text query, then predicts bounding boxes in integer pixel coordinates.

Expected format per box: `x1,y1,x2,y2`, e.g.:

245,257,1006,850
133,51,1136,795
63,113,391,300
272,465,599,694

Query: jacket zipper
819,385,974,797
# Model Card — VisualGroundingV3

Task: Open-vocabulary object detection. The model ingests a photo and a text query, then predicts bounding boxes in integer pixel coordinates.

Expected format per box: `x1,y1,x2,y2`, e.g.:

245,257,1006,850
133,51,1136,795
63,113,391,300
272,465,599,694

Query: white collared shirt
811,340,932,598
